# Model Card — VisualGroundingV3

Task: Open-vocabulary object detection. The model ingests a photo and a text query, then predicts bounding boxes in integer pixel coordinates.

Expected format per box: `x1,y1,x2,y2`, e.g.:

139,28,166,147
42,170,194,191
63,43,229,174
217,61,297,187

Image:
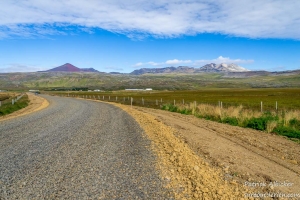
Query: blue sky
0,0,300,73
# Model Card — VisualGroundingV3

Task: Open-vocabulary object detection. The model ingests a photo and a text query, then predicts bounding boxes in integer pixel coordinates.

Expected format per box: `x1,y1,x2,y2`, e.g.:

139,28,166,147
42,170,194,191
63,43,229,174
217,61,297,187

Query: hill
42,63,99,73
1,68,300,91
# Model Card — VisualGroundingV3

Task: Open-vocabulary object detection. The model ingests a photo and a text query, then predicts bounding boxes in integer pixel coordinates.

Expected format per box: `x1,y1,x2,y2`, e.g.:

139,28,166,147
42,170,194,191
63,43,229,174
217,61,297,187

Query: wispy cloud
0,64,47,73
133,56,253,68
195,56,254,65
133,61,163,68
0,1,299,39
165,59,192,65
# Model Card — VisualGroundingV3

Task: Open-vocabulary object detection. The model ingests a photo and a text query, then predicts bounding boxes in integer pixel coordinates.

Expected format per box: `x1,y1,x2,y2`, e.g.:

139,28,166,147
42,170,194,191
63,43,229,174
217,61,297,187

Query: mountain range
41,63,250,74
130,63,249,75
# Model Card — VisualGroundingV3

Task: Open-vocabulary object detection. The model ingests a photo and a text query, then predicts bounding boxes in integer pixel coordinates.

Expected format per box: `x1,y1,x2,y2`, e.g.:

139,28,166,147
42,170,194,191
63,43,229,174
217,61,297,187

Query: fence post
142,97,144,105
116,96,117,101
161,98,162,103
109,96,110,100
12,99,14,105
276,101,278,111
156,99,158,105
131,97,133,108
183,99,184,105
0,101,1,107
221,101,223,109
261,101,263,113
174,99,175,106
103,96,104,100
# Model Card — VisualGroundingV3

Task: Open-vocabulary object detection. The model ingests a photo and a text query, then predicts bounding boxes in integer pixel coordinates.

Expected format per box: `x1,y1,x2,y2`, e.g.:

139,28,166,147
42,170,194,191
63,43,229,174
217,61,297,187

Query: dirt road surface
126,106,300,199
0,95,173,199
1,94,299,199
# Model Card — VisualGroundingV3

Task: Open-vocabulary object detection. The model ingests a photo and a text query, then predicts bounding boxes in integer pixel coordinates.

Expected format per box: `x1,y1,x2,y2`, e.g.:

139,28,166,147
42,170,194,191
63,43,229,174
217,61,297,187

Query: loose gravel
0,95,173,199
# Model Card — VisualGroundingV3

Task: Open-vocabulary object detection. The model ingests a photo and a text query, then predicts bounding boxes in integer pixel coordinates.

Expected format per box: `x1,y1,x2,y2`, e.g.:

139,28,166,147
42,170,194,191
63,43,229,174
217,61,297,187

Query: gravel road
0,95,173,199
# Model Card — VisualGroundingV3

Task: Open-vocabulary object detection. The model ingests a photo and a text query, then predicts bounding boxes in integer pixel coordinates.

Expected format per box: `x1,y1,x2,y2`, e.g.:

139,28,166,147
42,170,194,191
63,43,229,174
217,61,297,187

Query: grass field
47,88,300,111
0,94,29,116
45,88,300,141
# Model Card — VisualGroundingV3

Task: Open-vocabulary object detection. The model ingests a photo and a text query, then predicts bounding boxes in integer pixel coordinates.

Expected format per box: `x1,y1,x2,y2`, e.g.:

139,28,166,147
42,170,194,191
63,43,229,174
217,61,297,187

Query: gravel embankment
0,95,173,199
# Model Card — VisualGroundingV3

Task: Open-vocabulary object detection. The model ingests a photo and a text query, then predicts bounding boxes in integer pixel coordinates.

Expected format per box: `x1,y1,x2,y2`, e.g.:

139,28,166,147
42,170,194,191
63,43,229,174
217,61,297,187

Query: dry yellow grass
175,102,300,129
266,121,278,133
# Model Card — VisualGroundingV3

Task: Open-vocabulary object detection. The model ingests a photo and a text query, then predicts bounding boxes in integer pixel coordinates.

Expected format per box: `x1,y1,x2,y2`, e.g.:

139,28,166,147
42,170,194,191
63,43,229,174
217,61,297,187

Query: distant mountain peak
199,63,250,72
130,63,250,75
43,63,99,72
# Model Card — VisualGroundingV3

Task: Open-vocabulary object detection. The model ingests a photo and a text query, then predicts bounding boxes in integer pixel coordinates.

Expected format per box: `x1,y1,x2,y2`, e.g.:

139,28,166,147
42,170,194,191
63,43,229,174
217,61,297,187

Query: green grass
47,88,300,111
45,88,300,141
0,94,29,116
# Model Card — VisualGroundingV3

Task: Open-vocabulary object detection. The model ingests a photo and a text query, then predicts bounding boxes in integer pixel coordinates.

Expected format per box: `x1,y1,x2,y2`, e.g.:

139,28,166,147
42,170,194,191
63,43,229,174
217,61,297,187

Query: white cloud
0,64,47,73
195,56,254,65
133,56,254,68
133,61,163,68
165,59,192,65
0,0,299,39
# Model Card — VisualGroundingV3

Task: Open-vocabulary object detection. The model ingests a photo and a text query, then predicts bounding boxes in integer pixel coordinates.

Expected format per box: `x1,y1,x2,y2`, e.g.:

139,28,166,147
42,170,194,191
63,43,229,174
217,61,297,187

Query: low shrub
222,117,239,126
273,126,300,139
162,104,178,112
245,113,278,131
180,109,192,115
289,118,300,129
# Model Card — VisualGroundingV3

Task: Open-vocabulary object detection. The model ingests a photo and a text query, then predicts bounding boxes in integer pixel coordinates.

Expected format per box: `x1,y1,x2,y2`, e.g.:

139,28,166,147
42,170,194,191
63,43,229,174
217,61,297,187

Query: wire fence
51,93,285,113
0,93,25,107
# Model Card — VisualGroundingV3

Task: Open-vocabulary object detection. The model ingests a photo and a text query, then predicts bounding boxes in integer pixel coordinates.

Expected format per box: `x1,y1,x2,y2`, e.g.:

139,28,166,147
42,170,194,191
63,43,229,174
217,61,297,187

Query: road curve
0,95,172,199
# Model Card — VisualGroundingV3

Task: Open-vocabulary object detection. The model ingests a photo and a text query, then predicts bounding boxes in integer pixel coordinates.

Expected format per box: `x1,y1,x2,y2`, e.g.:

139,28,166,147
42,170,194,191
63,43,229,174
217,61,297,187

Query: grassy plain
1,71,300,90
47,88,300,111
46,88,300,141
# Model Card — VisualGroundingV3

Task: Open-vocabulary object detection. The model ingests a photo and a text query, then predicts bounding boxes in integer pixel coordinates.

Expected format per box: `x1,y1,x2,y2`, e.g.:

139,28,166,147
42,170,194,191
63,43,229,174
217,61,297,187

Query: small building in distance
125,88,152,91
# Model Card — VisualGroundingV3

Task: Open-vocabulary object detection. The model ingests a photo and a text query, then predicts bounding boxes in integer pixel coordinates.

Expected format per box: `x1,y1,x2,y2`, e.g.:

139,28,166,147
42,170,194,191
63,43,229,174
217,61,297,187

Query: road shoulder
0,93,49,122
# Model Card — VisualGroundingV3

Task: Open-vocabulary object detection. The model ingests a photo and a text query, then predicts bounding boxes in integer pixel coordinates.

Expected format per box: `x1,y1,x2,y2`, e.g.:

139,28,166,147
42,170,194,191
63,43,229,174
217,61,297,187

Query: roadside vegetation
162,103,300,141
0,94,29,116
